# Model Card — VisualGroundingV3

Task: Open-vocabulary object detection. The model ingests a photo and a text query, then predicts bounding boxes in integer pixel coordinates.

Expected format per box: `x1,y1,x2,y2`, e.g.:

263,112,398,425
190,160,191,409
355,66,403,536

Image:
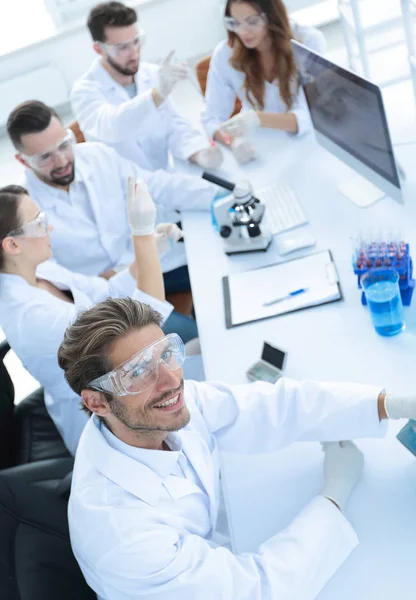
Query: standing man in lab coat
71,1,223,171
58,296,416,600
7,100,220,296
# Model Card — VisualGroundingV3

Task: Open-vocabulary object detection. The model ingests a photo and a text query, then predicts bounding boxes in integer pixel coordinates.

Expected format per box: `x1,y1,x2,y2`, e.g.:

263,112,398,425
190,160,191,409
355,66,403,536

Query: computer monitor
291,40,404,207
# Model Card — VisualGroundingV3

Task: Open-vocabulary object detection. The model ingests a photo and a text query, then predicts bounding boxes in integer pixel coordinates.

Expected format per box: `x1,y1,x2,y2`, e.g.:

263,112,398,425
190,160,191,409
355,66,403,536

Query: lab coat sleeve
70,80,162,144
114,148,217,213
134,63,208,161
132,288,173,323
140,169,217,213
161,98,210,161
93,495,358,599
19,302,89,456
201,42,239,138
71,268,173,323
190,377,387,453
291,86,313,137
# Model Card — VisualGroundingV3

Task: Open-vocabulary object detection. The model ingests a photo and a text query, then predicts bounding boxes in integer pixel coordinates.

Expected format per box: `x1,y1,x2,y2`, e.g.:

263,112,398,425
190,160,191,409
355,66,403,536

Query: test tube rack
353,242,415,306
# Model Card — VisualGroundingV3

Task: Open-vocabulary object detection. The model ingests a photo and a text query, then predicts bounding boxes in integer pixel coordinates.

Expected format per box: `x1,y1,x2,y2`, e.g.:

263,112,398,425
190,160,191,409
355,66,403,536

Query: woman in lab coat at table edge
202,0,326,162
0,180,174,455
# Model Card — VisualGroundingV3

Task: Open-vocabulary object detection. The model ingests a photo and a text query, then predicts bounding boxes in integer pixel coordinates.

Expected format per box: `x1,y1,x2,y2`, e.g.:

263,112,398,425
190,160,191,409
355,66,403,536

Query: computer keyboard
256,182,308,235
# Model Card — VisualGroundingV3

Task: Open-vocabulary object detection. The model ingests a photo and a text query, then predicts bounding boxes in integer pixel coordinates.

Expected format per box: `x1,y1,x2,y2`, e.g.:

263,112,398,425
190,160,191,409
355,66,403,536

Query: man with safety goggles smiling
71,1,222,172
59,296,416,600
19,128,75,187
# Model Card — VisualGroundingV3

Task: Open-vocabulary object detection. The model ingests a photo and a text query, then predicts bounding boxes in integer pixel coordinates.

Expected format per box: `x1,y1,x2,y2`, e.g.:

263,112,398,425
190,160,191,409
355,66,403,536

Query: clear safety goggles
224,13,267,32
20,130,74,170
89,333,186,396
100,30,146,58
6,211,49,238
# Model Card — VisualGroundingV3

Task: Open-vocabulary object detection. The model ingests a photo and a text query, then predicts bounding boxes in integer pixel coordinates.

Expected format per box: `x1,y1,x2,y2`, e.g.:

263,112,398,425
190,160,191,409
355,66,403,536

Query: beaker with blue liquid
361,269,405,336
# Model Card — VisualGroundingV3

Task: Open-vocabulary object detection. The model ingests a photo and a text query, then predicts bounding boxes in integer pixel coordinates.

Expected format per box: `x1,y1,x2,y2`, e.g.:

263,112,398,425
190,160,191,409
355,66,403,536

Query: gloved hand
127,177,157,236
384,393,416,419
320,441,364,513
154,223,183,255
230,137,256,164
220,109,261,137
191,145,224,169
156,50,189,100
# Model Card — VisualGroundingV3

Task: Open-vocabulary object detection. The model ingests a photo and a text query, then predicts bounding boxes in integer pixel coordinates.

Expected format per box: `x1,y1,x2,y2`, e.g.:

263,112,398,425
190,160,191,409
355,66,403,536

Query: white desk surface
180,87,416,599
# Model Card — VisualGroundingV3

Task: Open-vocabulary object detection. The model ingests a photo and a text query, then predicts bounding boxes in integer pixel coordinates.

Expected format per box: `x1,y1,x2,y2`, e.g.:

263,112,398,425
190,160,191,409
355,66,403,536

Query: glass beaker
361,269,405,336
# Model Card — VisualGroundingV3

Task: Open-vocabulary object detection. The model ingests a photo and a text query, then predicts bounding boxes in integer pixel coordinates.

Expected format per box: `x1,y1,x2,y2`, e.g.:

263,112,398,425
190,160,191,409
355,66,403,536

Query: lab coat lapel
179,429,219,528
85,418,163,505
134,64,152,95
92,58,130,103
25,166,91,226
24,170,61,212
46,192,93,227
36,261,92,307
76,157,103,229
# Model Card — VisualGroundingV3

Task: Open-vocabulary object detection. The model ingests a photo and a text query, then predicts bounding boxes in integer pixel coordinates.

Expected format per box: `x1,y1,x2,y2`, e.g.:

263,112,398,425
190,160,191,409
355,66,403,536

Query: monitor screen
291,41,400,189
262,343,285,370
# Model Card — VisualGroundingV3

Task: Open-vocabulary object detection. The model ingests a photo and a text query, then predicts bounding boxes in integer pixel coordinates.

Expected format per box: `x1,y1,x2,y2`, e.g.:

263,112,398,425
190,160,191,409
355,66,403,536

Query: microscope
203,173,272,255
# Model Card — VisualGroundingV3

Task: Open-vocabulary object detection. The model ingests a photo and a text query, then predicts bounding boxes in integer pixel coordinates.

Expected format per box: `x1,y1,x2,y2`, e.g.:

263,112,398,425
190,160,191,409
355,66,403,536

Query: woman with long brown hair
201,0,326,162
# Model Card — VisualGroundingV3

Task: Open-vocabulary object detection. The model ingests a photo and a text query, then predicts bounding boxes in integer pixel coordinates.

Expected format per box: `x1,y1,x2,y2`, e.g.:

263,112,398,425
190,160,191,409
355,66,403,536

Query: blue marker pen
263,288,308,307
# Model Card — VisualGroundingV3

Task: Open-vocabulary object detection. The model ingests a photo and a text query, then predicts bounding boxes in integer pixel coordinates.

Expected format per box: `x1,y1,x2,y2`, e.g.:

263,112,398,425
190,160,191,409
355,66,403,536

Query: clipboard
222,250,342,329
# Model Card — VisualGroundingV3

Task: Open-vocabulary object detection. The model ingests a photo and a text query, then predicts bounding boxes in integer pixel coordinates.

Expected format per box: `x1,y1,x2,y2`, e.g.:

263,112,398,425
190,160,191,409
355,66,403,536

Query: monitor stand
338,174,386,208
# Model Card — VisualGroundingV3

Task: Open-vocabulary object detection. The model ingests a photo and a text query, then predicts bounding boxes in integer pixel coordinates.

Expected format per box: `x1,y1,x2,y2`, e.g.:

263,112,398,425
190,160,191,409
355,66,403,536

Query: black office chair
0,472,96,600
0,341,95,597
0,340,70,471
0,339,15,469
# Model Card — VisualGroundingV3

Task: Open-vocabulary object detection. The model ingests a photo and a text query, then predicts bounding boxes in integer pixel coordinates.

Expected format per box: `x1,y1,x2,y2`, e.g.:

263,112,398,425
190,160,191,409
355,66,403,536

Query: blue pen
263,288,309,307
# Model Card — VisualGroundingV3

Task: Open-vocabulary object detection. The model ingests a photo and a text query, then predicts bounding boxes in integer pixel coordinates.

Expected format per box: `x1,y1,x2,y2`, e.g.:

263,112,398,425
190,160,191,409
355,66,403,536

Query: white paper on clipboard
224,250,341,328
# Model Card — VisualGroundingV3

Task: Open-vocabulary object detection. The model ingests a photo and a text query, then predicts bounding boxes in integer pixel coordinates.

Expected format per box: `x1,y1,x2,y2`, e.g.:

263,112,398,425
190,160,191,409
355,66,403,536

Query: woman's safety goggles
100,29,146,58
6,212,49,238
89,333,185,396
20,130,74,170
224,13,268,32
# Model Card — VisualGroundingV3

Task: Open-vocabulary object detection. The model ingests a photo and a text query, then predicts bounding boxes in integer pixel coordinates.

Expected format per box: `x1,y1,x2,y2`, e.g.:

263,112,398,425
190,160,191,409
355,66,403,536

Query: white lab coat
71,59,208,171
201,23,326,138
22,142,217,274
69,377,386,600
0,260,173,456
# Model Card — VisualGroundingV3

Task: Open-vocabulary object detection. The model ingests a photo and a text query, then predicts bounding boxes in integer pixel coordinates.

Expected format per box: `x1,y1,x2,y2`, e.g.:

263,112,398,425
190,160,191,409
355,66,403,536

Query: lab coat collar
84,415,217,518
89,57,120,92
0,261,69,304
0,272,31,302
89,56,153,95
23,149,93,209
101,423,181,480
84,416,164,505
179,428,218,517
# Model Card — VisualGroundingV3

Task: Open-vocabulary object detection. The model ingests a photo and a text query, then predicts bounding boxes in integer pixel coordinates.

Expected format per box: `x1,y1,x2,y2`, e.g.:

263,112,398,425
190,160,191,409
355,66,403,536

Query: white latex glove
321,441,364,513
192,145,224,169
156,50,189,99
384,393,416,419
127,178,157,236
230,137,256,164
154,222,183,255
220,109,261,137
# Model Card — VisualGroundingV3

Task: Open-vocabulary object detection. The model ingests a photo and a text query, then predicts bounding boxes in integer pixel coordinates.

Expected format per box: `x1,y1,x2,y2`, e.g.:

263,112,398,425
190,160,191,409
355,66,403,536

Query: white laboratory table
180,125,416,599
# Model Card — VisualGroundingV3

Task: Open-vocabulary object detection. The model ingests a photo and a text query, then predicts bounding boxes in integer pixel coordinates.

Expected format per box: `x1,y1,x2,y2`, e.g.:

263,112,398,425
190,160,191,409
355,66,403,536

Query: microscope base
224,238,272,255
